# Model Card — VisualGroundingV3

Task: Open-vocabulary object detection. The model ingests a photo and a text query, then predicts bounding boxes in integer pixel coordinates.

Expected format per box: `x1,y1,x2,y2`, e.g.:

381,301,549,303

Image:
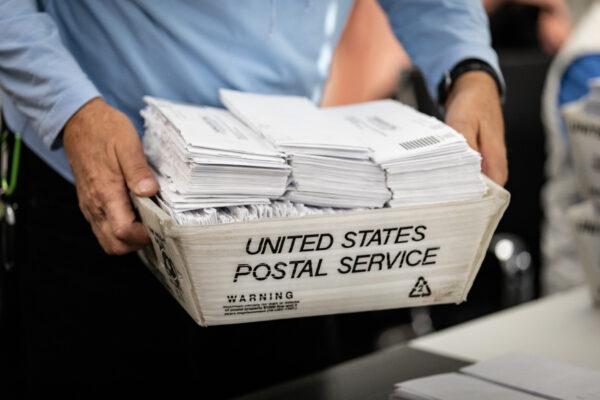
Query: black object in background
236,347,468,400
495,49,550,299
489,5,540,51
0,142,342,399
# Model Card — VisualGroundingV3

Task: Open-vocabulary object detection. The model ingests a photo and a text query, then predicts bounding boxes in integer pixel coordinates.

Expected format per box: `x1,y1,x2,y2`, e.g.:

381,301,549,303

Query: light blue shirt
0,0,500,182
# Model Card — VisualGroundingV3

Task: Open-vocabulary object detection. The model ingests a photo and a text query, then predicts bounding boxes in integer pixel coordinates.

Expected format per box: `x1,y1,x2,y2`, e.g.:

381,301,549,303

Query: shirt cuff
423,43,504,103
38,77,100,149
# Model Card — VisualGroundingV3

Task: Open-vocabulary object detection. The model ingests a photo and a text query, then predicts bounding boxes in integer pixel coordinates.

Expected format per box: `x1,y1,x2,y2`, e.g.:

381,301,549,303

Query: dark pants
0,143,339,398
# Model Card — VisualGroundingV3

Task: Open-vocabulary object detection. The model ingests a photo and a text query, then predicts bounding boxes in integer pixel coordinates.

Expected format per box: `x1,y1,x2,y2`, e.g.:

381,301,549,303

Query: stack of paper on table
461,353,600,400
220,89,391,208
392,353,600,400
392,373,541,400
324,100,487,206
141,96,290,213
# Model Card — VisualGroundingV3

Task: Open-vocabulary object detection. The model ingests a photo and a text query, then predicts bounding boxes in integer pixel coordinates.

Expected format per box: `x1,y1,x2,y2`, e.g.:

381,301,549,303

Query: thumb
116,133,158,197
446,116,479,153
479,127,509,186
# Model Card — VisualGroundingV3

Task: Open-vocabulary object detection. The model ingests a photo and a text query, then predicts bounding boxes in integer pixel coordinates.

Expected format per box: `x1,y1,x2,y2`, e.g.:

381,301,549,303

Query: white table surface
410,286,600,370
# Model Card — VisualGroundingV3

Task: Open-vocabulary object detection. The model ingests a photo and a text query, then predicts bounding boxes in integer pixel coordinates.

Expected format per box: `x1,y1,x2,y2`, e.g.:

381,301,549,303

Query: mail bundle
136,91,509,326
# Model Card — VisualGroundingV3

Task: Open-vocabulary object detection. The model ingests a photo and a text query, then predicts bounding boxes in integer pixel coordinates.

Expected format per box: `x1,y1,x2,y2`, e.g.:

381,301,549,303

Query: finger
90,221,133,255
446,116,480,152
479,124,508,186
481,148,508,186
117,222,151,248
84,184,147,254
116,133,158,197
103,187,151,247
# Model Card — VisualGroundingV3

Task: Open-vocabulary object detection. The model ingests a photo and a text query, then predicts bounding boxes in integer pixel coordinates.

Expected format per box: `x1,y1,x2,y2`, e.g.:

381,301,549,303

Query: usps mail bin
134,177,509,326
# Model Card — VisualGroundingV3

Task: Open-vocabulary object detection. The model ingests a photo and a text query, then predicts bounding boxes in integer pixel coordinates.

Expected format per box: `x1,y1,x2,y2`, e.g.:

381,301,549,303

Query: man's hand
63,97,158,255
444,71,508,186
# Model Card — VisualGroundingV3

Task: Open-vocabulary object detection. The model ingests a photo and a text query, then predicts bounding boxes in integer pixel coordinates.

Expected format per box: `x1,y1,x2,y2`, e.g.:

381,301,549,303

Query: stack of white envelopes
221,90,485,208
324,100,487,206
220,90,391,208
168,200,348,225
142,96,290,212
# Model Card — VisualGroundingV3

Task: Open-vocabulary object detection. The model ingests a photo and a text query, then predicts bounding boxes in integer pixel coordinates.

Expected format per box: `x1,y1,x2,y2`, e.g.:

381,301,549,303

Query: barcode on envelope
398,135,441,150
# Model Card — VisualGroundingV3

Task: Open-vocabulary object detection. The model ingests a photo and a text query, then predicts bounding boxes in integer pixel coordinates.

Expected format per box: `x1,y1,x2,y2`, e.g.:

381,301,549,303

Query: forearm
378,0,503,101
0,0,99,148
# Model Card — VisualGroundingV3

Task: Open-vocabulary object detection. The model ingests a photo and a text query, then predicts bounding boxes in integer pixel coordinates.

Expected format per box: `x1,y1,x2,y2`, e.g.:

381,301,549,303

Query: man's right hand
63,97,158,255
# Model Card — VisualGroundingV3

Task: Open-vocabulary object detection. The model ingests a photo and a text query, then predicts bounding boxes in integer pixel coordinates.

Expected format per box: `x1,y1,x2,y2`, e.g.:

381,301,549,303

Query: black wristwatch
437,58,503,106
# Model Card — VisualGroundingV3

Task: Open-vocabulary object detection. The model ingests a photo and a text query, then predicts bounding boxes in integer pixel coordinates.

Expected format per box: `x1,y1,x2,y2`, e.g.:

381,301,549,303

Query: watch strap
437,58,503,105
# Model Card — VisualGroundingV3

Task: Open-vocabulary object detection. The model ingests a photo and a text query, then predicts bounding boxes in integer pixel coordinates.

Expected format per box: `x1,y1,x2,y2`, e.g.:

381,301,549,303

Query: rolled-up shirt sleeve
378,0,503,101
0,0,100,148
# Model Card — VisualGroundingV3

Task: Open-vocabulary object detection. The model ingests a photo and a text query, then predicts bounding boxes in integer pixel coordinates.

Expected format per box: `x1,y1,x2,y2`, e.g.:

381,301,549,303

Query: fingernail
136,178,156,195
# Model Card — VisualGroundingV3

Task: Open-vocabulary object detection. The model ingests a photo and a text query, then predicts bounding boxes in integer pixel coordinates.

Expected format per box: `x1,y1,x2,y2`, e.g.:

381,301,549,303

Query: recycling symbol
409,276,432,298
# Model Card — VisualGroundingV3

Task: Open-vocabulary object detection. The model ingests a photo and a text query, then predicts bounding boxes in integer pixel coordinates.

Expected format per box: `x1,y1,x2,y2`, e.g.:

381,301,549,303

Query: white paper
323,100,487,206
164,200,347,225
142,97,290,212
219,89,371,158
393,373,542,400
144,96,281,157
461,354,600,400
145,92,486,212
324,99,466,163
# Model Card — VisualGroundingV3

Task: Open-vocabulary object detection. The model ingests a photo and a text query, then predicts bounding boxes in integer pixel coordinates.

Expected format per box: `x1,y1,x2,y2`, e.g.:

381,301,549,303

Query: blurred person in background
321,0,437,116
541,0,600,294
483,0,573,54
321,0,410,106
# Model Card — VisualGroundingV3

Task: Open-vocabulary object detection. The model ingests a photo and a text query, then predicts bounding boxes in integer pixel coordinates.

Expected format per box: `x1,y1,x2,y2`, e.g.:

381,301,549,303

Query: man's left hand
444,71,508,186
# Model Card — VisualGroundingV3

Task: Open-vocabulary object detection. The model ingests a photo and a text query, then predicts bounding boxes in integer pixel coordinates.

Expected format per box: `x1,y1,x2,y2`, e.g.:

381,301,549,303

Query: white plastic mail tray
133,177,509,326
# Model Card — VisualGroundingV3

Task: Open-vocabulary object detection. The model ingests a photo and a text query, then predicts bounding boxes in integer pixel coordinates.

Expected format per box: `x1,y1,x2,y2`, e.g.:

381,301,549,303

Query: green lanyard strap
1,131,22,198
